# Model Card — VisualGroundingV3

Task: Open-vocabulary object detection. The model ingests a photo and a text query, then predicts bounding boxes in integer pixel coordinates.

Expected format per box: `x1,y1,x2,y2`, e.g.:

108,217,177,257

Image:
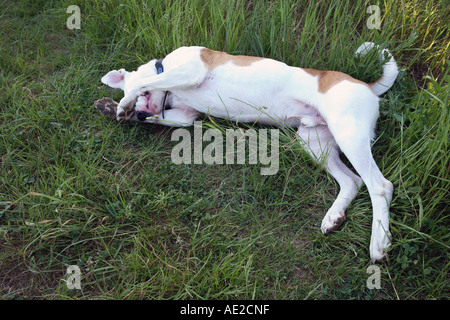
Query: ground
0,0,448,300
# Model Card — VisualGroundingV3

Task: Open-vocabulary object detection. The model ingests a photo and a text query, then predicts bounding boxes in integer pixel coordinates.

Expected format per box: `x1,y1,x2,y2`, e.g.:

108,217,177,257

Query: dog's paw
370,222,392,262
118,91,139,111
321,209,346,234
116,105,137,121
94,97,119,119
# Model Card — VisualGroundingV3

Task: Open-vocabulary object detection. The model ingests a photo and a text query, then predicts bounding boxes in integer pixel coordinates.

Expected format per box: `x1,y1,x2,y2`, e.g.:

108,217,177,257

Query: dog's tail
355,42,399,96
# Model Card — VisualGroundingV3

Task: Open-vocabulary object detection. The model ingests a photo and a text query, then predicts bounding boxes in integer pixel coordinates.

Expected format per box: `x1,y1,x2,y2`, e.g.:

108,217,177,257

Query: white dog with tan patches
101,42,398,262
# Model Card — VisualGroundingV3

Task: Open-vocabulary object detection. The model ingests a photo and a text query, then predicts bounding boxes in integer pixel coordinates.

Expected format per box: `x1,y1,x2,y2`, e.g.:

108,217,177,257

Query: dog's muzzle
136,110,153,121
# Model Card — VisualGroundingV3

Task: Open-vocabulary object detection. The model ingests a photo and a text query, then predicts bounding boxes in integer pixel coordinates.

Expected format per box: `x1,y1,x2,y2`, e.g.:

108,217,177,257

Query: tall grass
0,0,448,299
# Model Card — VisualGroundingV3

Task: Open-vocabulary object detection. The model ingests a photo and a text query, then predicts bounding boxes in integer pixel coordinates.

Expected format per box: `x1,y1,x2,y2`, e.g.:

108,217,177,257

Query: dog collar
155,59,164,74
155,59,169,119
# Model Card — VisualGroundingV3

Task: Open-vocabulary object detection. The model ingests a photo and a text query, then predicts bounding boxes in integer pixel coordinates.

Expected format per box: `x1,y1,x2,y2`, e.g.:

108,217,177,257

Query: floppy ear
101,69,128,90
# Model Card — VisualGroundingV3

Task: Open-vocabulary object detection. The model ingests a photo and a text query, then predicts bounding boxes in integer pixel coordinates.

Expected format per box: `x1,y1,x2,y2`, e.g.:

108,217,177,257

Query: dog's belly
172,63,325,127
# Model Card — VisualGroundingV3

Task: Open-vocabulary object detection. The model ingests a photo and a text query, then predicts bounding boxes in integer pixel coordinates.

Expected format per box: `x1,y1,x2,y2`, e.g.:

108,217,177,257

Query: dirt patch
0,239,60,299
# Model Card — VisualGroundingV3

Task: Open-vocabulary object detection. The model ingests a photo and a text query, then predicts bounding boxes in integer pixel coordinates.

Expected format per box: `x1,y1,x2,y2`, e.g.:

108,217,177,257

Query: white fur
101,42,398,262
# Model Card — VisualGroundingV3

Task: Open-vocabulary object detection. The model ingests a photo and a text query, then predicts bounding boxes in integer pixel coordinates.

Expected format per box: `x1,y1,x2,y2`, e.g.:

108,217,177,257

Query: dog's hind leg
297,124,363,233
323,88,393,262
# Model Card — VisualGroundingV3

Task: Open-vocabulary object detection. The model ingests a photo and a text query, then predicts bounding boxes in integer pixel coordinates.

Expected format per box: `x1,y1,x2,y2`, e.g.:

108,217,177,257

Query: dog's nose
136,111,153,121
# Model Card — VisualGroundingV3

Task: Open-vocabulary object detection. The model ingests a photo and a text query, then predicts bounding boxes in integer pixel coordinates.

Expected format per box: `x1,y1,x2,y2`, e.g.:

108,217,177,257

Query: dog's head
101,60,166,121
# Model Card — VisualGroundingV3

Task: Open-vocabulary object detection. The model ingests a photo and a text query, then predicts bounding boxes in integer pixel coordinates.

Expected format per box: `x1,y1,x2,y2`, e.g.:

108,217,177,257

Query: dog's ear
101,69,129,90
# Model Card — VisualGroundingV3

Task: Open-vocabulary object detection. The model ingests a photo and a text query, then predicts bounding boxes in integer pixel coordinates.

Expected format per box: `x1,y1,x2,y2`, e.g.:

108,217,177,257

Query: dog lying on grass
96,42,398,262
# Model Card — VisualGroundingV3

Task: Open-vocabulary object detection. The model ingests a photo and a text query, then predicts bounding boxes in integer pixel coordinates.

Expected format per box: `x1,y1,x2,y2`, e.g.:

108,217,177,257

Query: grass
0,0,448,300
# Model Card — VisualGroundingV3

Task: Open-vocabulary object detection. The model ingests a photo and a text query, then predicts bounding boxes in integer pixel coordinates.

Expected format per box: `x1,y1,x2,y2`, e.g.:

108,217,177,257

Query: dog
100,42,398,262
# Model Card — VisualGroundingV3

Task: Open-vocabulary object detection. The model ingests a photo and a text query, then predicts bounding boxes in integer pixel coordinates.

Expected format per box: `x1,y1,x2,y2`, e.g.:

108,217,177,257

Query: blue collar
155,59,169,119
155,59,164,74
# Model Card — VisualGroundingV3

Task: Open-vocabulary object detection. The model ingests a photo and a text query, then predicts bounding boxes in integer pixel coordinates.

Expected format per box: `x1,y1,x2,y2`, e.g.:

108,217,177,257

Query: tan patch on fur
200,48,263,70
303,68,370,93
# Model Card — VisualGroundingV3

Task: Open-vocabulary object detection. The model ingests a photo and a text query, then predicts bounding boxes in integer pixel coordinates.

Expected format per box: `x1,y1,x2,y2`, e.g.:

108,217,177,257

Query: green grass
0,0,448,300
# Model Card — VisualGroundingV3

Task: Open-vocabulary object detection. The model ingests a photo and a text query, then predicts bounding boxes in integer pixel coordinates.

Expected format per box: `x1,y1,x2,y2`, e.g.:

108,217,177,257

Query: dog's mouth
135,91,157,121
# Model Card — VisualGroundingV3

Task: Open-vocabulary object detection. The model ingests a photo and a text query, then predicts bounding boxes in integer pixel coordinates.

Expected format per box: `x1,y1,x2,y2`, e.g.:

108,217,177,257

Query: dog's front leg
118,66,207,110
144,107,199,127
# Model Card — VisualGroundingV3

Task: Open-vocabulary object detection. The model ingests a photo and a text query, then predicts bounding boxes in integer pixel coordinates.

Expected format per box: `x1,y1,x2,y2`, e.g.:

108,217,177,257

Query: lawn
0,0,448,300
